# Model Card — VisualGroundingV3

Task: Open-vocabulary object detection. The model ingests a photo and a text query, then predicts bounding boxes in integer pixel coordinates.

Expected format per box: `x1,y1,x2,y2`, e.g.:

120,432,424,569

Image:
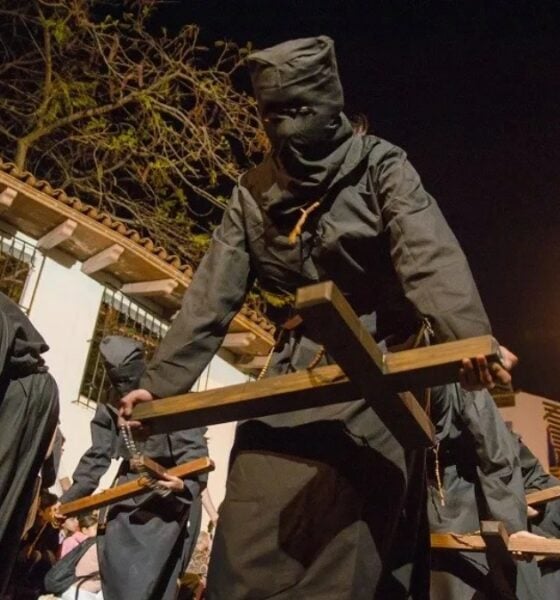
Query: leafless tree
0,0,268,261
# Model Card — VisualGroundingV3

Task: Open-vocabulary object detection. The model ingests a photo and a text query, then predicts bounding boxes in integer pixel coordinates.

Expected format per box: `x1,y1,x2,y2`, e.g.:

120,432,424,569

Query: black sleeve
375,146,490,342
140,187,253,399
60,404,115,503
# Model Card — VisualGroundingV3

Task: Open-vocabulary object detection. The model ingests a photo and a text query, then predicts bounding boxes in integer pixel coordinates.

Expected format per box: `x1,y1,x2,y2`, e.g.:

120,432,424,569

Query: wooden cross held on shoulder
133,281,502,448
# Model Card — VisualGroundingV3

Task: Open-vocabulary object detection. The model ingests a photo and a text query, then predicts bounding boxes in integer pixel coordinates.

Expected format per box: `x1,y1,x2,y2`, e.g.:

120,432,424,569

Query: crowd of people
0,35,559,599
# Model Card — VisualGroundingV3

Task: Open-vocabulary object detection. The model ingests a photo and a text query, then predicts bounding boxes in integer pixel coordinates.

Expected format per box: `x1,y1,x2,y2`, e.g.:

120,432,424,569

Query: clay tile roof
0,157,274,334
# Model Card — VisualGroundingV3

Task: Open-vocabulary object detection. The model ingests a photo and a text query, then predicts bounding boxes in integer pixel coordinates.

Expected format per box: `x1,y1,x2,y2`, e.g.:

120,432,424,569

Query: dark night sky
160,1,560,399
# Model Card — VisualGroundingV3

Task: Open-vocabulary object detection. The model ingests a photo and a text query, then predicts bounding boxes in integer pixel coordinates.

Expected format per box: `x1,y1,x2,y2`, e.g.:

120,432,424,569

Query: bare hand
155,472,185,493
118,388,154,428
460,345,518,391
509,529,548,561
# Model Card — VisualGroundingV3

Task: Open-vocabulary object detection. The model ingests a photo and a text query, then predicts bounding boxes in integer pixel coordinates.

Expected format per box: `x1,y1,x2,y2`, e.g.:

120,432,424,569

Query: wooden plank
234,355,269,370
383,335,501,389
0,186,17,211
295,281,433,447
134,455,168,479
48,457,214,519
526,485,560,506
120,278,178,297
36,219,77,250
81,243,124,275
431,532,560,557
134,363,354,434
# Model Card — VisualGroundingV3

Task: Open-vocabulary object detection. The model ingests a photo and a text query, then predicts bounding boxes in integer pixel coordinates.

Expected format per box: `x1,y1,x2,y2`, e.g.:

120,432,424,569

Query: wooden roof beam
37,219,77,250
81,243,124,275
120,278,178,297
0,186,17,211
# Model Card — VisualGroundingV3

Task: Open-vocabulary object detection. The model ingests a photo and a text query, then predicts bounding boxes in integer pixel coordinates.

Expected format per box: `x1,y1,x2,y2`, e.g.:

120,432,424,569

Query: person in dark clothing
428,386,545,599
120,36,514,599
0,292,59,594
58,336,208,600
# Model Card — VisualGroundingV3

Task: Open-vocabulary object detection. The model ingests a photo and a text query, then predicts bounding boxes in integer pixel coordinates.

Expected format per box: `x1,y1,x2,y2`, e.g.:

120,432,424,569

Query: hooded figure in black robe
428,386,545,600
0,292,59,594
121,36,504,599
59,336,208,600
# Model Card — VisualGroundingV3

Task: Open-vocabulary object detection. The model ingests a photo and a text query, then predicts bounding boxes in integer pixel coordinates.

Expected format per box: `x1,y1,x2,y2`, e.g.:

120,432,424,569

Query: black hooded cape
0,293,59,594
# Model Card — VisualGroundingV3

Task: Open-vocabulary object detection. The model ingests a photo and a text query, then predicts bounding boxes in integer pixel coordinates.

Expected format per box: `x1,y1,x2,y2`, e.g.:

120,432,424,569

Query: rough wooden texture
134,455,168,480
526,485,560,506
51,457,214,518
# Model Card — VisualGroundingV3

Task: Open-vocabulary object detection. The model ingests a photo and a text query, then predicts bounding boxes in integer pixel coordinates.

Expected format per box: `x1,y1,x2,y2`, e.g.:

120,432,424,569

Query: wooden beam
296,281,434,447
121,278,178,297
47,457,214,519
431,531,560,557
0,186,17,211
134,363,354,434
36,219,77,250
526,485,560,506
81,243,124,275
222,332,256,351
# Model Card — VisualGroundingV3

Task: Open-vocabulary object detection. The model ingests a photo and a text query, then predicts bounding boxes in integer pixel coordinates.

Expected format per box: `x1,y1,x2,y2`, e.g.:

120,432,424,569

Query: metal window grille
78,288,169,407
0,233,42,308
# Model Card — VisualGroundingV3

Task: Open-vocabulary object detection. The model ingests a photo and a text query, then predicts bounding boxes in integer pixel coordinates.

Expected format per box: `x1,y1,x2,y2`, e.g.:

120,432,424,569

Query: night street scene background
155,0,560,401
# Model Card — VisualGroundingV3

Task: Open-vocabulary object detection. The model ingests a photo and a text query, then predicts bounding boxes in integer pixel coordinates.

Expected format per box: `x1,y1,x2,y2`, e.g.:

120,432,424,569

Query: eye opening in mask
262,104,316,122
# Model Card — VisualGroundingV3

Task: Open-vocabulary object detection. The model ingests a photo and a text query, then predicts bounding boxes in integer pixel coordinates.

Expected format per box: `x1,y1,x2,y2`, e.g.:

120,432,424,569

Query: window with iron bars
78,288,169,407
0,232,43,308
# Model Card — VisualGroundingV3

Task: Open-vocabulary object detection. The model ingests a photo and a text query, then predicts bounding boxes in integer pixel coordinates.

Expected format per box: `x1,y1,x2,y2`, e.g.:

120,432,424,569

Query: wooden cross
44,457,214,523
133,281,502,448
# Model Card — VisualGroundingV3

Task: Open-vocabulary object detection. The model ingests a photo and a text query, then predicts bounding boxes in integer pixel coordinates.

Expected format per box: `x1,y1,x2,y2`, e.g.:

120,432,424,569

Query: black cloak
0,292,59,593
138,36,496,600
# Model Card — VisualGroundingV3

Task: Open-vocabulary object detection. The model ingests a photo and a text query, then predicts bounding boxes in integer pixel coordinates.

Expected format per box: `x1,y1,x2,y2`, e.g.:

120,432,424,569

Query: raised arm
138,187,253,400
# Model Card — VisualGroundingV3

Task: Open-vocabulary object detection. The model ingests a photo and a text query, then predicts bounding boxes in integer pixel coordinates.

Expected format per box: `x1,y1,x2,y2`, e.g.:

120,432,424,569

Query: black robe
0,293,59,594
140,133,495,599
60,402,208,600
428,386,545,599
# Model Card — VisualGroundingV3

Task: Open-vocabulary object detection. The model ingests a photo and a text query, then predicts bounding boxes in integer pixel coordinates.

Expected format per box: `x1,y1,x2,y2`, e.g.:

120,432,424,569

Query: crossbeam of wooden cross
431,527,560,557
44,457,213,522
133,281,501,447
526,485,560,506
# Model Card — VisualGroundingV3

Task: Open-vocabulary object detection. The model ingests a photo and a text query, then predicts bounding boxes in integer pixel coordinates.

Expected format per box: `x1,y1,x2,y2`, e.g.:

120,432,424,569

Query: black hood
99,335,145,397
245,36,360,225
0,292,48,378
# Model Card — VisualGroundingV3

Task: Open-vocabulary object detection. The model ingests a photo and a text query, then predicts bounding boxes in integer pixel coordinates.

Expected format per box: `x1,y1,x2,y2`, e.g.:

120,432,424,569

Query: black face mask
263,104,341,155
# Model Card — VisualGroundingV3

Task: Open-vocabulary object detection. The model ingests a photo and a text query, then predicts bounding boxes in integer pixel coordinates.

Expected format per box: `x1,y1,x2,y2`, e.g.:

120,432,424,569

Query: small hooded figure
0,292,59,593
59,335,208,600
126,37,502,599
